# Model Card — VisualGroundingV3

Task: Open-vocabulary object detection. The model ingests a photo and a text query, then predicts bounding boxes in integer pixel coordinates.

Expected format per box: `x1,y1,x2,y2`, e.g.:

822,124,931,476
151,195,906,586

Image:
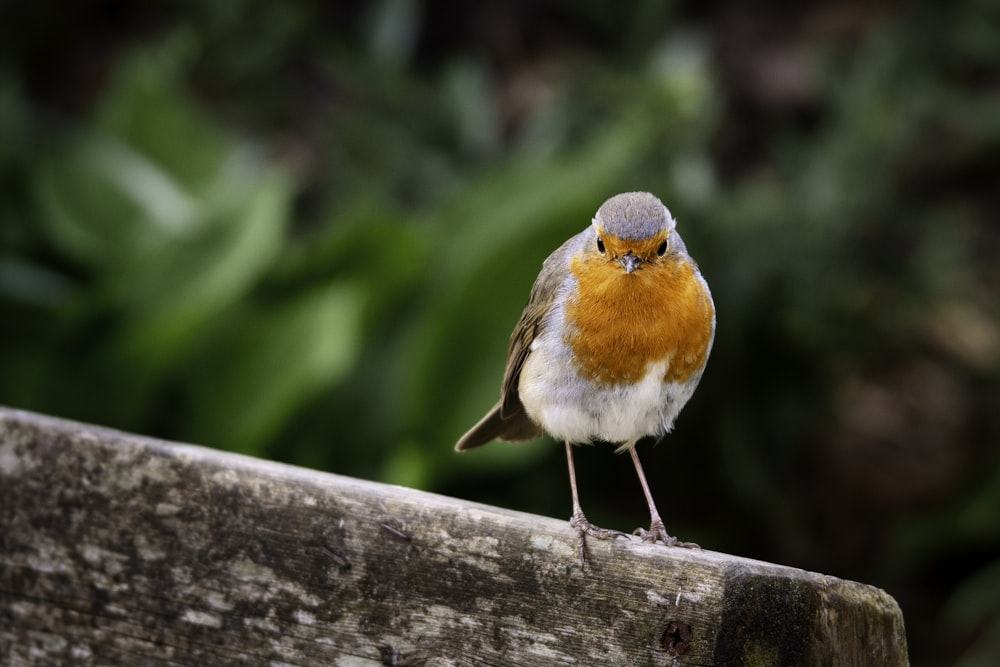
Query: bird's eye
657,240,668,256
596,237,606,254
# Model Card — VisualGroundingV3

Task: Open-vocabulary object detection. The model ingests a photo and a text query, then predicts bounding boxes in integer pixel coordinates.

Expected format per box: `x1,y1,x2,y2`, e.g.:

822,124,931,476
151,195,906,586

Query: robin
456,191,715,559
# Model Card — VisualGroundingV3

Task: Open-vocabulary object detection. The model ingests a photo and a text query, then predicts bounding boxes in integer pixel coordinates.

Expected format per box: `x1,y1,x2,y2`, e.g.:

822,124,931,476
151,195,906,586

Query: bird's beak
619,253,642,274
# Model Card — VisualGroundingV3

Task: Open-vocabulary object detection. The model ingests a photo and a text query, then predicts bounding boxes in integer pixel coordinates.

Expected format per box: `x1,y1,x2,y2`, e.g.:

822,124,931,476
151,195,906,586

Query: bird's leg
629,447,700,549
565,440,627,562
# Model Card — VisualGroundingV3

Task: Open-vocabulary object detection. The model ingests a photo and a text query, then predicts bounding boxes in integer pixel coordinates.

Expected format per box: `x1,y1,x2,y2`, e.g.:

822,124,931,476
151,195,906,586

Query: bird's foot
570,511,629,541
569,511,628,564
634,518,700,549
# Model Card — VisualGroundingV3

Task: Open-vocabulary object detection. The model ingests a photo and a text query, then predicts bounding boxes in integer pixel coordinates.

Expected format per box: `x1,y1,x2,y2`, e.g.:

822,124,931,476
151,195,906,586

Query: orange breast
565,254,714,385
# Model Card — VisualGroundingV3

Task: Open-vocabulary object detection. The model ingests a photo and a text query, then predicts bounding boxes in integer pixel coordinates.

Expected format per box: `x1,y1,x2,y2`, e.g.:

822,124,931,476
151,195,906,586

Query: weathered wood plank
0,407,908,666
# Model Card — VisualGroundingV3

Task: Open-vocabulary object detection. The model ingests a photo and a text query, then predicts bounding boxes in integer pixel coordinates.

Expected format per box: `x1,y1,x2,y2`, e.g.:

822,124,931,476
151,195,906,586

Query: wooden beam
0,407,908,665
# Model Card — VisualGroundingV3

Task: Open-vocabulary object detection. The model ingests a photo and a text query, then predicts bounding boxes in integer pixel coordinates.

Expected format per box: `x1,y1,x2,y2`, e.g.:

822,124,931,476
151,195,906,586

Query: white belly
518,348,699,448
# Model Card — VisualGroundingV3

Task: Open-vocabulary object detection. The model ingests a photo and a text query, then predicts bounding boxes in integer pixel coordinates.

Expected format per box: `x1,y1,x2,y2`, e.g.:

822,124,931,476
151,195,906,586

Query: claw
634,518,700,549
570,511,628,563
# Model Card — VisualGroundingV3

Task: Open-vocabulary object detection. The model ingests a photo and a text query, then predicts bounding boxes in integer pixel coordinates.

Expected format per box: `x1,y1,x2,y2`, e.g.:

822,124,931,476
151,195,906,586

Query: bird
455,191,715,560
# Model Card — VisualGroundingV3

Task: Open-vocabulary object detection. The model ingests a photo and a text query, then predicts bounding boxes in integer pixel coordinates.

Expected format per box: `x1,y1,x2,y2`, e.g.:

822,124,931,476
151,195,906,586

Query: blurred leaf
0,257,74,306
184,282,366,455
366,0,421,67
117,164,292,368
94,35,229,193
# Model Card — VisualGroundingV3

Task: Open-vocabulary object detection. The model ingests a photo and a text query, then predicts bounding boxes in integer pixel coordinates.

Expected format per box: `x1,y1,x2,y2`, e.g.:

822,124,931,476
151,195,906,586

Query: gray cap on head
593,192,674,241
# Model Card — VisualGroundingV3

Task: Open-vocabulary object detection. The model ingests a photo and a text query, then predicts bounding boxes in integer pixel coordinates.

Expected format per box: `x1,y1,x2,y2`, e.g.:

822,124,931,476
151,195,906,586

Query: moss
715,573,820,666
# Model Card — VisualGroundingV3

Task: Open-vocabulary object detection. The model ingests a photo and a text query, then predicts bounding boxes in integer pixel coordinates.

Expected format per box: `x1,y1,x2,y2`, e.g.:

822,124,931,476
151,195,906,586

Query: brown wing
454,235,576,451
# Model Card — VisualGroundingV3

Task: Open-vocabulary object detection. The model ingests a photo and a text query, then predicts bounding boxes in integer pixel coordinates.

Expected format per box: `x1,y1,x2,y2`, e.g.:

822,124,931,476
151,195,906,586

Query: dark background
2,1,998,664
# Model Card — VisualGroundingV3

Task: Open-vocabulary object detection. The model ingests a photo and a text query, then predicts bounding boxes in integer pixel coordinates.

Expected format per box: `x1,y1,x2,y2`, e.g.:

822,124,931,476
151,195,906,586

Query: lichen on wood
0,408,909,666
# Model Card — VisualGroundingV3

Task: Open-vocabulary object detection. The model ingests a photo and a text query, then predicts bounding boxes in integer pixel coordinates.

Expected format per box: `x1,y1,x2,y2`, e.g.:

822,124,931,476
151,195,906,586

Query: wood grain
0,407,909,666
